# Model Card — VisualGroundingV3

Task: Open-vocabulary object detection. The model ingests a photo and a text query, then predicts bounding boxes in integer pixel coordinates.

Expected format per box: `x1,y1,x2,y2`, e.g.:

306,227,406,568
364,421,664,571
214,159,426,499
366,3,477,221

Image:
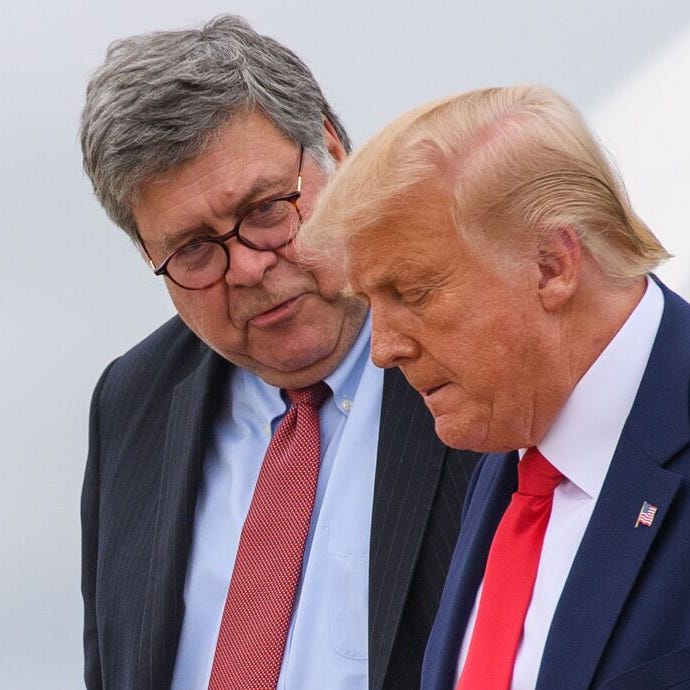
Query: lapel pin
635,501,658,528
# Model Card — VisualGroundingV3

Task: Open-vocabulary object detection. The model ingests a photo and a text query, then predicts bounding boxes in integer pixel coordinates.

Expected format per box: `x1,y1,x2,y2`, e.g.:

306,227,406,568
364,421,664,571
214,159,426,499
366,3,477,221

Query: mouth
247,295,304,328
421,382,449,399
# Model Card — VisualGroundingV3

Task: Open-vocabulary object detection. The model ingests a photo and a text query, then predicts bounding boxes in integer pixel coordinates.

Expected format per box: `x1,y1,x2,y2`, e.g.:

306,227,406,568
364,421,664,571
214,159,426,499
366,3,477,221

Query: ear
323,117,348,165
536,226,582,311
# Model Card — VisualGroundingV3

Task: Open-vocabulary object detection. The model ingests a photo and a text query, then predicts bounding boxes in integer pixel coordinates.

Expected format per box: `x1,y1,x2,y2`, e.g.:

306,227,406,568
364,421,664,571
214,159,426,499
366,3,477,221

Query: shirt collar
323,312,371,417
536,277,664,500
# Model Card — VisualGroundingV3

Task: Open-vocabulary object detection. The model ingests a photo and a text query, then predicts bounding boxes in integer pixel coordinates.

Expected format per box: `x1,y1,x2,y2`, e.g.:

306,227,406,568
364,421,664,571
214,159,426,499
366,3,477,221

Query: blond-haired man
301,85,690,689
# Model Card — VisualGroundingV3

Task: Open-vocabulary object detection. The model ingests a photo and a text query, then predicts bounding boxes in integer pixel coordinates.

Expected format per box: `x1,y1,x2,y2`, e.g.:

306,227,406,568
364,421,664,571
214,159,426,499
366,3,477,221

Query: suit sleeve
81,361,116,689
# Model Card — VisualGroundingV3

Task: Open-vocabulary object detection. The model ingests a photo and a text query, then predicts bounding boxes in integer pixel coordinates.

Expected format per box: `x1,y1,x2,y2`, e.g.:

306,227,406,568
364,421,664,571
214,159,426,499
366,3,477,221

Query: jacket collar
537,282,690,689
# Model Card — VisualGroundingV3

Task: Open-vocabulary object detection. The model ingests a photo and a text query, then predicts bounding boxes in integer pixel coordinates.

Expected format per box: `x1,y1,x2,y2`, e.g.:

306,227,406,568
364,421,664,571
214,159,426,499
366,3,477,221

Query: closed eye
243,199,292,229
173,240,218,270
392,286,432,306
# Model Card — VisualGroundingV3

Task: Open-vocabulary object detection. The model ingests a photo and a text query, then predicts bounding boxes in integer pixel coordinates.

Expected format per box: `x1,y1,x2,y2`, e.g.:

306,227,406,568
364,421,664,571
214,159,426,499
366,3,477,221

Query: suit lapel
422,452,517,690
537,441,681,689
368,367,450,690
537,282,690,689
138,345,228,689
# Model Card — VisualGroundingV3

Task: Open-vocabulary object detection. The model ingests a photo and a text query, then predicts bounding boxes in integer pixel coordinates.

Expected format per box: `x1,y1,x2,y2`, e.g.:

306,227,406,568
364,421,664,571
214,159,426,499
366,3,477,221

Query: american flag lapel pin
635,501,658,528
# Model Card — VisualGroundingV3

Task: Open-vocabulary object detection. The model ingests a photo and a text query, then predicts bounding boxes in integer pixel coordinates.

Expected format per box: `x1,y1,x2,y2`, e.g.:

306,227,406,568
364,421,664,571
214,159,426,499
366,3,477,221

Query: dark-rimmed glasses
141,145,304,290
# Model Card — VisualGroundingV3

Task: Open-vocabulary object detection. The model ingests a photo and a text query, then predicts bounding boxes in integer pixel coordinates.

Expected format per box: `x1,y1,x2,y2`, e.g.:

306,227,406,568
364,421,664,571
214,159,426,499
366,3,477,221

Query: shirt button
265,422,272,437
342,398,353,412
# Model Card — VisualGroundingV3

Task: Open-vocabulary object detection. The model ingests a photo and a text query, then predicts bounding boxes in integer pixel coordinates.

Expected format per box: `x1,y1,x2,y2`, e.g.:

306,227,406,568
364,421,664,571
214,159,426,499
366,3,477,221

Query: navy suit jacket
423,281,690,690
81,316,478,690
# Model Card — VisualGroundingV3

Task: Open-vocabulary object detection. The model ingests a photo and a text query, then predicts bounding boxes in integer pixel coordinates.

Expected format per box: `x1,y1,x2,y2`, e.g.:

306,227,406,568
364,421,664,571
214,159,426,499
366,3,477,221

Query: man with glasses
146,147,304,291
79,15,477,690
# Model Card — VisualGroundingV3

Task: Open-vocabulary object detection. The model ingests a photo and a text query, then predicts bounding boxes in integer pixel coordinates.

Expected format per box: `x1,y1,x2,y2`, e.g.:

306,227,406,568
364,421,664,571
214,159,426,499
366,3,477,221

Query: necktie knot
286,381,330,409
518,447,563,497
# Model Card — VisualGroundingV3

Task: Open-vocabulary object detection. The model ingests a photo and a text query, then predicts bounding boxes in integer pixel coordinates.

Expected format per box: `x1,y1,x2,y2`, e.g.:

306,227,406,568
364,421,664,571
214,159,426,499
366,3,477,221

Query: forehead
133,112,298,246
347,188,462,292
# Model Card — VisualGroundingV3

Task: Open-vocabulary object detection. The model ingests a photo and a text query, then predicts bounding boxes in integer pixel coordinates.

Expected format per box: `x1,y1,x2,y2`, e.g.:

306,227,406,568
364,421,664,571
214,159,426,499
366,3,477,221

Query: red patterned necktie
209,382,330,690
456,447,564,690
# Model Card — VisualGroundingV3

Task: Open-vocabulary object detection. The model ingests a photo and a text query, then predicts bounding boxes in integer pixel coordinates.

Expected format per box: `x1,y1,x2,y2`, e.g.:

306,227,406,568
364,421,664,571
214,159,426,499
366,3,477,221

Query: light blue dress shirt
171,316,382,689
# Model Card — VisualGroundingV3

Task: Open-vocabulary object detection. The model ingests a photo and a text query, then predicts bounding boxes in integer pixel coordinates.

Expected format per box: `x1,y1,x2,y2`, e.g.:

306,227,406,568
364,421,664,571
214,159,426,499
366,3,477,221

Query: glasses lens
239,199,300,249
163,198,300,290
167,241,228,289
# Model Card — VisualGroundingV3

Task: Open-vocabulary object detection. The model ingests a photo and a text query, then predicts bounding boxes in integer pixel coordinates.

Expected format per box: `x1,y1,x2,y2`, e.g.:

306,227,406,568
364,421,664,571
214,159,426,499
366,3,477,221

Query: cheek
168,287,240,340
168,288,202,327
428,324,515,410
309,265,347,302
167,284,191,320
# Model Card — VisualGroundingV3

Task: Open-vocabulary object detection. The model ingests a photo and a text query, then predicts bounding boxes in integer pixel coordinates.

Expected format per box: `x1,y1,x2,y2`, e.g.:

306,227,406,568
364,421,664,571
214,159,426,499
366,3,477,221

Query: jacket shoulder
96,316,212,402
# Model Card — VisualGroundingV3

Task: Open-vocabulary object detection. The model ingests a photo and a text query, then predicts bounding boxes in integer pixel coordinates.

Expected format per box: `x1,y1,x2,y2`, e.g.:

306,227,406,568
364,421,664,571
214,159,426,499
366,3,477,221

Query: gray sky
3,1,690,686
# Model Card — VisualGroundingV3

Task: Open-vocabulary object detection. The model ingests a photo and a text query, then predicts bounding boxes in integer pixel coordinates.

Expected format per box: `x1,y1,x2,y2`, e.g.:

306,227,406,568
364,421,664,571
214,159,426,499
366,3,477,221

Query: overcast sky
3,1,690,686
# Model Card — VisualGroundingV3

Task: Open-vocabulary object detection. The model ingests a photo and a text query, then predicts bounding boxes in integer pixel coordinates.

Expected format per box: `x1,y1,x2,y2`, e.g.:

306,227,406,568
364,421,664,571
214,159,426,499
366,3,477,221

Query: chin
433,420,470,451
276,343,336,372
433,416,499,453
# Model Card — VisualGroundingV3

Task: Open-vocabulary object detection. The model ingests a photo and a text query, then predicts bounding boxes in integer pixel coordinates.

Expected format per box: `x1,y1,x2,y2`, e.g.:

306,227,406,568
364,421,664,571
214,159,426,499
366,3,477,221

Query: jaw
220,301,368,389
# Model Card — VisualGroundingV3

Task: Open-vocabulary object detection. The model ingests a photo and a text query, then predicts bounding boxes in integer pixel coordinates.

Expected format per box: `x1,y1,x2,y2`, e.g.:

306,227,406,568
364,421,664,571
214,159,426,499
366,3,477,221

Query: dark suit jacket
82,315,477,690
422,281,690,690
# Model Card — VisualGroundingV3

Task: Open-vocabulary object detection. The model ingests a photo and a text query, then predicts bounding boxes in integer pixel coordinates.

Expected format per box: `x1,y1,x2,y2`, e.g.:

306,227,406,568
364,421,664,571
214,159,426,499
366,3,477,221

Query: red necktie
457,447,563,690
209,382,329,690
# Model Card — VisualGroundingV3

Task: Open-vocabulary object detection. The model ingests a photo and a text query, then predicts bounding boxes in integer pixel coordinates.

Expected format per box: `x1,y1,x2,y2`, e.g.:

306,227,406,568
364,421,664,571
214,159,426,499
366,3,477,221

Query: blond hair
299,85,668,280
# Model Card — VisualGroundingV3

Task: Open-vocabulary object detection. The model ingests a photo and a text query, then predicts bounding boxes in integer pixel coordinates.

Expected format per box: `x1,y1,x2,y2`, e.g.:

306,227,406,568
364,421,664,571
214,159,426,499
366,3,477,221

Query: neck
529,272,647,447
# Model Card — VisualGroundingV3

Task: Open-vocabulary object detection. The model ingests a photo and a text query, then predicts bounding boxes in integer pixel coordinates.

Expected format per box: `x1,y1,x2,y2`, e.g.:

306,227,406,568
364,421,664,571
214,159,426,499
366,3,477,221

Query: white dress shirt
457,277,664,689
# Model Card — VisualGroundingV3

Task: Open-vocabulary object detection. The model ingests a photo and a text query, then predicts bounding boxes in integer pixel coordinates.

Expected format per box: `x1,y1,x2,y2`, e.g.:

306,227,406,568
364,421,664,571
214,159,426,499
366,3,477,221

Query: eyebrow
358,260,426,293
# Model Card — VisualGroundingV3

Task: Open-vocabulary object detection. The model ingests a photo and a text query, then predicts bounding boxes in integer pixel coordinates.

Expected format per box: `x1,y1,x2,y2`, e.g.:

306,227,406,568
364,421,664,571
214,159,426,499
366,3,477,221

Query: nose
370,303,419,368
224,241,280,288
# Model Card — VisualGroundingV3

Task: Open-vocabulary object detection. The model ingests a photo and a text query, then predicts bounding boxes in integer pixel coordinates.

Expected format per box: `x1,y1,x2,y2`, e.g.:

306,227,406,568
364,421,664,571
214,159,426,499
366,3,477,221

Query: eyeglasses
144,145,304,290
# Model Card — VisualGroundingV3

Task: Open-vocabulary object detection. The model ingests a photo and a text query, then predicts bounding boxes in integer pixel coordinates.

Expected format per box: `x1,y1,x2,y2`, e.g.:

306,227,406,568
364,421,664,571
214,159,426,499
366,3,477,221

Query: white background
2,1,690,686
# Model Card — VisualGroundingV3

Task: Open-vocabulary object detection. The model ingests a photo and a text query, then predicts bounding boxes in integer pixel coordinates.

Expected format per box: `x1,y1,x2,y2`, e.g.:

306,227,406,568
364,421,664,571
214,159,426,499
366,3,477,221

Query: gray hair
80,14,351,243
